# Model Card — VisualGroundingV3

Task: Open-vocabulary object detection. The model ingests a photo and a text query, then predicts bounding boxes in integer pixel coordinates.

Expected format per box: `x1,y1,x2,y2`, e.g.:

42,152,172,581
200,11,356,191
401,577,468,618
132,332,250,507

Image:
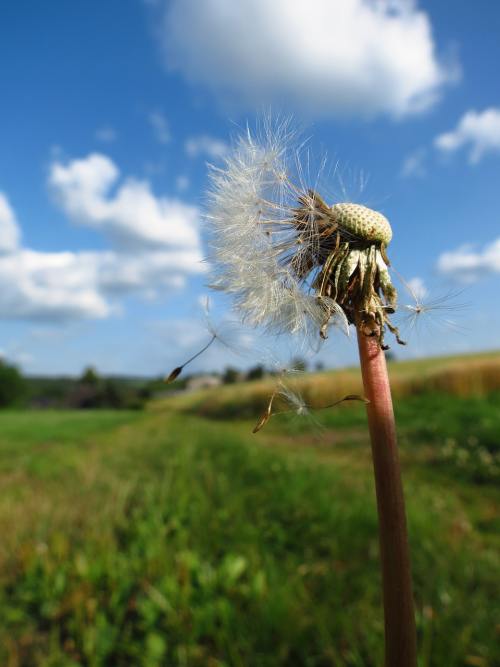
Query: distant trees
0,359,28,407
0,354,319,411
0,362,162,411
222,367,240,384
80,366,100,387
246,364,265,381
66,367,144,409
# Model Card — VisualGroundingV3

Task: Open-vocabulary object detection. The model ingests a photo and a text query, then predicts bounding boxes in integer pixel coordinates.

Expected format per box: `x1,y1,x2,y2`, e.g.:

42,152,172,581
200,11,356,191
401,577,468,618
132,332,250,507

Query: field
0,353,499,666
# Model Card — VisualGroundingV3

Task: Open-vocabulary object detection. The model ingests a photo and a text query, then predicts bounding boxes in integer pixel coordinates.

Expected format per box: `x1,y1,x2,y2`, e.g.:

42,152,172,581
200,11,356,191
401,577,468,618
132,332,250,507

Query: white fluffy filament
207,121,347,341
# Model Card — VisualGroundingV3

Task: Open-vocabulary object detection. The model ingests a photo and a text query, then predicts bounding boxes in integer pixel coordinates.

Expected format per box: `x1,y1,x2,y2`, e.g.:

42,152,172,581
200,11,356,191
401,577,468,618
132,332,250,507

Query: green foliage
143,375,189,395
222,366,240,384
68,368,145,410
0,403,498,666
80,365,100,387
0,359,28,407
271,391,500,485
397,392,500,483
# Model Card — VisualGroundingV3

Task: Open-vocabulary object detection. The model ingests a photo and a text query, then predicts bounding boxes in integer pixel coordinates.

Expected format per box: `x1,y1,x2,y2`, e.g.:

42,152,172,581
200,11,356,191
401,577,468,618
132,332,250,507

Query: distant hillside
161,350,500,420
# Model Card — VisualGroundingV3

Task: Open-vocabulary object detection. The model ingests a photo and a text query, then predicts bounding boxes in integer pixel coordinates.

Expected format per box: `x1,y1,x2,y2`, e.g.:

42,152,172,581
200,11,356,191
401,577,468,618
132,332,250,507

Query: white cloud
435,108,500,163
185,135,228,160
160,0,457,118
49,153,200,251
0,249,110,321
95,126,117,143
0,192,21,253
0,158,206,323
148,110,170,144
0,245,205,323
401,148,427,178
95,248,203,294
437,238,500,282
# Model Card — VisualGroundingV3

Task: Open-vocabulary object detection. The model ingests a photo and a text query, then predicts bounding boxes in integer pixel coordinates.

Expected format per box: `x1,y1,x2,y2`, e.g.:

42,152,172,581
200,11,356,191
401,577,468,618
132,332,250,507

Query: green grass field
0,355,499,666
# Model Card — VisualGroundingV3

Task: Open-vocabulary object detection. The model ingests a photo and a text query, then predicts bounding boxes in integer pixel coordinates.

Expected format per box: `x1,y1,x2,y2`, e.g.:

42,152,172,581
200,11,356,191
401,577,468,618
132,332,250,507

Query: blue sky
0,0,499,376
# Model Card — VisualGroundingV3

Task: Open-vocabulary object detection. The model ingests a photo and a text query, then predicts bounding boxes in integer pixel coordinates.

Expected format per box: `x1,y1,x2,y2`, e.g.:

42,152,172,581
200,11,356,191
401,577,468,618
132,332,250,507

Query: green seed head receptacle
331,203,393,245
292,195,403,348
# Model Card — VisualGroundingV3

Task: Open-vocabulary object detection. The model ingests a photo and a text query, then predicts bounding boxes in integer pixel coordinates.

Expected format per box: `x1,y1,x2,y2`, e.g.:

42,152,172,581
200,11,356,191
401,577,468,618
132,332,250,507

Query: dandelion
207,118,407,350
207,119,417,667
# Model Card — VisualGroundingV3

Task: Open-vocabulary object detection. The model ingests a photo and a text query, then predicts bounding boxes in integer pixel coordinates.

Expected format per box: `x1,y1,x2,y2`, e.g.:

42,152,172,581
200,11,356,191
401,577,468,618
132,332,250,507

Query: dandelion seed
252,364,368,433
395,275,468,338
164,335,216,383
165,298,264,384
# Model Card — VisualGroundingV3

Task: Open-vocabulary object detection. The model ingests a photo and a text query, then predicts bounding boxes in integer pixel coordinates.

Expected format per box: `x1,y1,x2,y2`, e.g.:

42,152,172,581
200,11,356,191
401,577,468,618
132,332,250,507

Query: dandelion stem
356,324,417,667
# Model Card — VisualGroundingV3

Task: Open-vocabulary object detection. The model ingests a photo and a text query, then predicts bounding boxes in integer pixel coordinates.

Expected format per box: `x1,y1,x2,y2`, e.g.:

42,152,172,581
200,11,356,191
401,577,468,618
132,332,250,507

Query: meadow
0,353,499,666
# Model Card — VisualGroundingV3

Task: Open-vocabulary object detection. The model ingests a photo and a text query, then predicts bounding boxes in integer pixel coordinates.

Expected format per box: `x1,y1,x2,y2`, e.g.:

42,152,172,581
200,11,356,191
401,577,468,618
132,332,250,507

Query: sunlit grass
165,351,500,423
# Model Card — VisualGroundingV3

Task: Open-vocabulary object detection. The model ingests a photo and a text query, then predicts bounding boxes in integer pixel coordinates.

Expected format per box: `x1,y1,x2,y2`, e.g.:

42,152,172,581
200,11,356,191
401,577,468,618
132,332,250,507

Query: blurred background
0,1,499,665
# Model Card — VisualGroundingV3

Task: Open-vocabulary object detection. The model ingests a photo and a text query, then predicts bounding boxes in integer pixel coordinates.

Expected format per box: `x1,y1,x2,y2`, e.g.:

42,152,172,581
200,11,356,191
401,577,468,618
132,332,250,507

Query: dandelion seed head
207,117,402,349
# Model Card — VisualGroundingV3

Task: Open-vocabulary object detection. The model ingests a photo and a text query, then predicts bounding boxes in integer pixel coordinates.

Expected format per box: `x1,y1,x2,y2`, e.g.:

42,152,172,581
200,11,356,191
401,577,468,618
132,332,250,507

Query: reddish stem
356,326,417,667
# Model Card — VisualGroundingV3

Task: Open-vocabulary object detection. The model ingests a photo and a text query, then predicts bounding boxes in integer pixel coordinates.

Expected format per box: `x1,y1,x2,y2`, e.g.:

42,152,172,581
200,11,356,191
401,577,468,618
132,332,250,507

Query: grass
0,356,499,666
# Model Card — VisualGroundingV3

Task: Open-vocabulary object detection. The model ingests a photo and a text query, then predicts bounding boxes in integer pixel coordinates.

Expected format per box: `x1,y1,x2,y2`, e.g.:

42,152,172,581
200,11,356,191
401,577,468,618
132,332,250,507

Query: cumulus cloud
160,0,457,118
0,249,110,321
185,135,228,160
437,238,500,282
148,110,170,144
0,246,205,323
0,192,21,253
435,108,500,163
96,248,203,295
49,153,200,251
0,160,205,322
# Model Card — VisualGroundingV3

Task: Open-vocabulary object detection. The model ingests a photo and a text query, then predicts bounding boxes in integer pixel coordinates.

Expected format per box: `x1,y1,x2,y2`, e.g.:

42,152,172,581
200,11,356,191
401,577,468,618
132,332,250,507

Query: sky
0,0,499,377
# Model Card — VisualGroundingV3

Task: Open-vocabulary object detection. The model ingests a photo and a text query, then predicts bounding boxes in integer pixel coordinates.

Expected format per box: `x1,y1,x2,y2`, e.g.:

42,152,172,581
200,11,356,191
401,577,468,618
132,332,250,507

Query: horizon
14,346,500,381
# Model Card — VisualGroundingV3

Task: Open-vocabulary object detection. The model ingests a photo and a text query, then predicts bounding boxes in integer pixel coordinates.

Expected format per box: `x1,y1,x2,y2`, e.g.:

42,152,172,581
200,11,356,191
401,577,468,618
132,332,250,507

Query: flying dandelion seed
395,275,468,339
253,365,367,433
165,335,216,383
165,298,264,382
252,366,310,433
